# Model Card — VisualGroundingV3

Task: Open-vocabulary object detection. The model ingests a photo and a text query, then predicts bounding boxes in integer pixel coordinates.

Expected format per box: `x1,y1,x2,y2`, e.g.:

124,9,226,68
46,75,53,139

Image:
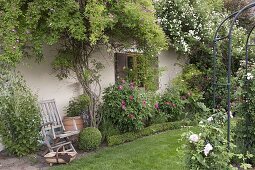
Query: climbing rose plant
0,0,167,127
155,0,247,58
234,59,255,164
155,0,248,109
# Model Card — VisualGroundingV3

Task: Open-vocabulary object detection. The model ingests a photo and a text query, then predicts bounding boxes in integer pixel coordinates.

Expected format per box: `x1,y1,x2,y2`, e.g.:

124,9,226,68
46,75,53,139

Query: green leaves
234,60,255,164
85,0,112,45
66,95,90,117
0,69,41,156
79,127,102,151
0,0,167,66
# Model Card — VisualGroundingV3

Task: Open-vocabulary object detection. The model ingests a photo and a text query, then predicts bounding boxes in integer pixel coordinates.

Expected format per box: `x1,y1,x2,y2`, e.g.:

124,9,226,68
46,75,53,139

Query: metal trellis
212,2,255,149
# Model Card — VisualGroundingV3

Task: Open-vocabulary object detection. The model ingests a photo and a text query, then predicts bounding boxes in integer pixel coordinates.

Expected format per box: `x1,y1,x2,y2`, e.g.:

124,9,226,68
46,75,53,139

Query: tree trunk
73,55,101,128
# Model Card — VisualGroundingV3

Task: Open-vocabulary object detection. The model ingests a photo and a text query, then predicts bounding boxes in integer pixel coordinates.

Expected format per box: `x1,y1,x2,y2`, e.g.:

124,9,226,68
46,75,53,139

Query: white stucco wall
158,50,186,92
90,47,115,98
17,45,116,117
17,45,80,117
17,46,185,116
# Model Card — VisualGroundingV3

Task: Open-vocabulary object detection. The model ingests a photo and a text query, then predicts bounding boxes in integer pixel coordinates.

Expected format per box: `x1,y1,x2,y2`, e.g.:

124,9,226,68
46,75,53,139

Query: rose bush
158,90,185,122
183,110,236,169
159,65,209,122
102,81,156,132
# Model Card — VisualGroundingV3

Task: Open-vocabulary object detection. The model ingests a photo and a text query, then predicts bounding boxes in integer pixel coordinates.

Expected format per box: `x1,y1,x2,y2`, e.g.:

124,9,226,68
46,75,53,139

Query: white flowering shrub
183,110,236,169
155,0,248,109
155,0,247,58
155,0,203,55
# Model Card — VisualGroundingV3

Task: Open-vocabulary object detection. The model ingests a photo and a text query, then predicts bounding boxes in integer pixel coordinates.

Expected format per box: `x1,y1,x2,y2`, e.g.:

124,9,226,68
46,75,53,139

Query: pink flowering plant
159,65,209,122
183,110,238,169
102,81,154,132
158,89,185,121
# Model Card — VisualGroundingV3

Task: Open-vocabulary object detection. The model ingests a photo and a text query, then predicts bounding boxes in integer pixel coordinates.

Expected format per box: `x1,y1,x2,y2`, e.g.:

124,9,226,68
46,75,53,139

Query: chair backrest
39,99,65,132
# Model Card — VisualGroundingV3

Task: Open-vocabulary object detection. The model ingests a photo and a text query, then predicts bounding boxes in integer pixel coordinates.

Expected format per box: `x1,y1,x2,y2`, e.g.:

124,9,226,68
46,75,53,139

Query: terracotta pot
63,116,84,131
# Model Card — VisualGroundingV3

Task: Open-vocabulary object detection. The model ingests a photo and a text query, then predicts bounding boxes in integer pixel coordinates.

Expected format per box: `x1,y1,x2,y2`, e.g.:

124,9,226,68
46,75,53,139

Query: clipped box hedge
107,121,196,146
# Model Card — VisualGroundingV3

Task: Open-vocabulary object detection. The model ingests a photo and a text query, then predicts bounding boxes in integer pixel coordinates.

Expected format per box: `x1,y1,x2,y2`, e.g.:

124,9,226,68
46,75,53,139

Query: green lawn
52,127,196,170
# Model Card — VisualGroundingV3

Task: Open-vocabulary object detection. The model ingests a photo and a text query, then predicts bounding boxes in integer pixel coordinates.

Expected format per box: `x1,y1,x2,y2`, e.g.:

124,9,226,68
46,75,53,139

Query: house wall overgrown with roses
16,45,185,117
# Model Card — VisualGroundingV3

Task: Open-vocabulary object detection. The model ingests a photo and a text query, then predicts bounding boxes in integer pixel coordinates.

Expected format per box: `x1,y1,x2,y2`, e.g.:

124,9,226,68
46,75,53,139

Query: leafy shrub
148,108,168,125
66,95,90,117
102,81,155,132
183,110,237,170
158,90,185,121
107,120,195,146
159,65,209,122
99,117,120,142
144,92,166,125
0,69,41,156
79,127,102,151
174,65,210,118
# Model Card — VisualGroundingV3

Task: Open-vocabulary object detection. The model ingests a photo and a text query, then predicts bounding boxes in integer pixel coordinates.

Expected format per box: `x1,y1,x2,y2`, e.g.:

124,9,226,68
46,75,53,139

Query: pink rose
121,100,126,105
118,85,123,90
165,101,171,105
121,105,126,110
129,96,134,100
130,82,135,89
121,100,126,110
128,114,135,119
154,103,159,109
142,100,146,106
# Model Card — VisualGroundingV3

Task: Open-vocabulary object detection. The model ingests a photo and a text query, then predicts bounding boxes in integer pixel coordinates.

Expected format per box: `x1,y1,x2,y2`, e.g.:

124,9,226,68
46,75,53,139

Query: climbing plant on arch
213,2,255,155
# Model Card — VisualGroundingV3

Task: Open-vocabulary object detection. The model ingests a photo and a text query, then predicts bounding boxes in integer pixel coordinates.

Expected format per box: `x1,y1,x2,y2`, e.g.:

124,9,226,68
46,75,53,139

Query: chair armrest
40,122,54,130
40,121,58,139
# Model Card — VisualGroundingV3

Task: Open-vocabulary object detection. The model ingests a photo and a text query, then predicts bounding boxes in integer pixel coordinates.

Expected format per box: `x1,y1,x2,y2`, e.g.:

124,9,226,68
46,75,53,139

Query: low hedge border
107,120,196,146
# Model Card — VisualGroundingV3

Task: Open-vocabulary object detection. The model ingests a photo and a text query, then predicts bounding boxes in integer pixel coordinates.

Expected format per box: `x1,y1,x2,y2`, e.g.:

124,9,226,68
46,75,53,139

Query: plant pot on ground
63,95,90,131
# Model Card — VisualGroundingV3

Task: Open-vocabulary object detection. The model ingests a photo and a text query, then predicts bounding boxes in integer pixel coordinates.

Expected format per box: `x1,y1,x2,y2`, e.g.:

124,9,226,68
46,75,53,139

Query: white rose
230,111,233,118
207,116,213,122
189,134,199,143
247,73,254,80
204,143,213,156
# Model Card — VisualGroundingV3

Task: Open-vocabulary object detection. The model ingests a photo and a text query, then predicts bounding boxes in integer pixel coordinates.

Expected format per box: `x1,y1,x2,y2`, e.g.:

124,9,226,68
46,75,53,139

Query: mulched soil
0,146,51,170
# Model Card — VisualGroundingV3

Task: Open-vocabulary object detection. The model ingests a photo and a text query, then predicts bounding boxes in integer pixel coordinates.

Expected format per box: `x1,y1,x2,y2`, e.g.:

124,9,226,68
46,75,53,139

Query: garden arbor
213,2,255,149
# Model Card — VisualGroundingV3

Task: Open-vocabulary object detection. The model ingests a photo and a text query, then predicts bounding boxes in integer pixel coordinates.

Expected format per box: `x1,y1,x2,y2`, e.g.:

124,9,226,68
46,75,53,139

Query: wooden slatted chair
39,99,79,154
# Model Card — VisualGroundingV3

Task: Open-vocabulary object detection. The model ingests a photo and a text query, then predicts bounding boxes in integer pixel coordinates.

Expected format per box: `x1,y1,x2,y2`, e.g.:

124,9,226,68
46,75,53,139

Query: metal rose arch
212,2,255,149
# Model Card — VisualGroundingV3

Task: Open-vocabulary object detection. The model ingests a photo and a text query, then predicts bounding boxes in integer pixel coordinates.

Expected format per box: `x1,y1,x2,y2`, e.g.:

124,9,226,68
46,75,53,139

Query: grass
52,127,197,170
